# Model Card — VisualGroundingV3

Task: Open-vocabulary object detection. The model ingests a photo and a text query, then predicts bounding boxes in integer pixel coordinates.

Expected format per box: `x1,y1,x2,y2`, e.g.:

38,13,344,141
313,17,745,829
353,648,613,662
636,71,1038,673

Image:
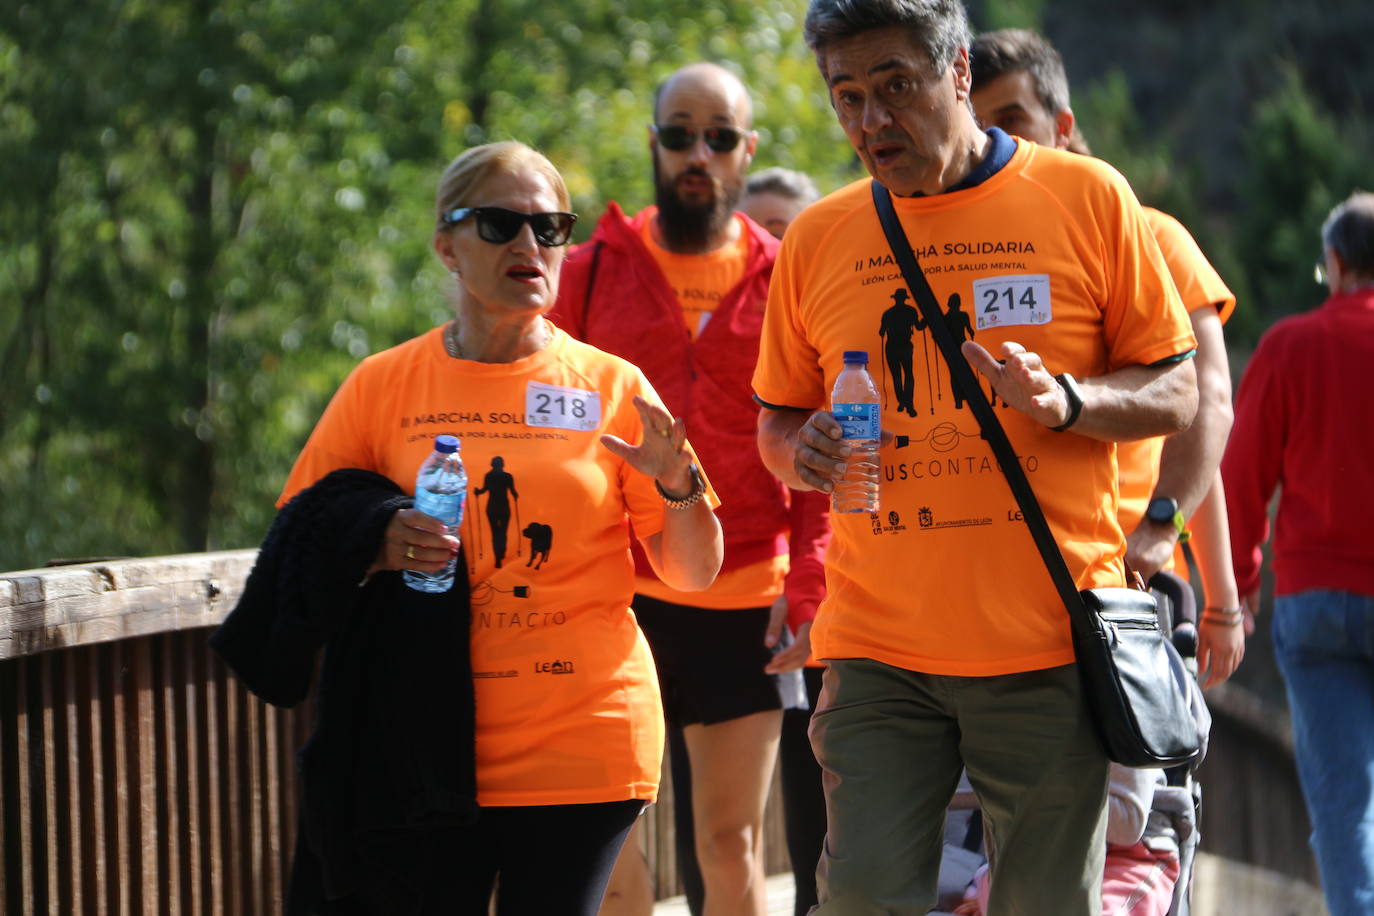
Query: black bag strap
870,180,1090,628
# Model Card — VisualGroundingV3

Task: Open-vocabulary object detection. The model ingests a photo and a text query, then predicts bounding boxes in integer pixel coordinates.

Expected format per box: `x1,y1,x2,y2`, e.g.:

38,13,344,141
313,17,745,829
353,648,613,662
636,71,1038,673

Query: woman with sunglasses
273,141,724,914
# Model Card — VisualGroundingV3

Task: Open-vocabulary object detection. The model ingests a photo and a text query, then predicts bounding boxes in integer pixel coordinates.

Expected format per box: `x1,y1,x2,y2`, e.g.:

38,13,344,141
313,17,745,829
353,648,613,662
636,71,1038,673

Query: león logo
534,659,576,675
918,507,934,528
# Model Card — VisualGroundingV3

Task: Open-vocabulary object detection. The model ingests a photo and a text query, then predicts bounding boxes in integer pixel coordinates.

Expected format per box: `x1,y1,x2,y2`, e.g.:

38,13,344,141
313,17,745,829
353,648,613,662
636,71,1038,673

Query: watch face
1147,498,1178,523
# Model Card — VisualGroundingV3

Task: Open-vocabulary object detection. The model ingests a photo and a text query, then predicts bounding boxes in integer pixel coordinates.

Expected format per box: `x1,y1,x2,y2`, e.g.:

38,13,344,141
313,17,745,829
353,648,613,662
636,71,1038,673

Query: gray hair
803,0,972,74
745,167,821,205
1322,191,1374,281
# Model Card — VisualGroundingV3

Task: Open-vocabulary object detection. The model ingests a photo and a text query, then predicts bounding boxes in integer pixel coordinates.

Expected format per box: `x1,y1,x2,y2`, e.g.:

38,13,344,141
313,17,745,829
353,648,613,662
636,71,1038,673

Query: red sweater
549,204,829,628
1222,287,1374,598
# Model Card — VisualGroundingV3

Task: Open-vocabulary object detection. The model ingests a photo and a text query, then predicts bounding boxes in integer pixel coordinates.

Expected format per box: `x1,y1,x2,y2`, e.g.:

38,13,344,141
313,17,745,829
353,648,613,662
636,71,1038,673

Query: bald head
654,62,753,128
647,62,758,254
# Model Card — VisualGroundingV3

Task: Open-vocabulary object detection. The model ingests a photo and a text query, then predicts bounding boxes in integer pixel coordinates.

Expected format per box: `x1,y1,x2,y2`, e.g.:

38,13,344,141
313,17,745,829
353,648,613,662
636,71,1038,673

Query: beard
652,156,744,253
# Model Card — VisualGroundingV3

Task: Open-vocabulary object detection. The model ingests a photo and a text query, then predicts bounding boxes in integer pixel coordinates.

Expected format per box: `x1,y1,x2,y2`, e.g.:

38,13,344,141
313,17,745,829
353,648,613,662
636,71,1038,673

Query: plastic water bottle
403,434,467,593
830,350,880,514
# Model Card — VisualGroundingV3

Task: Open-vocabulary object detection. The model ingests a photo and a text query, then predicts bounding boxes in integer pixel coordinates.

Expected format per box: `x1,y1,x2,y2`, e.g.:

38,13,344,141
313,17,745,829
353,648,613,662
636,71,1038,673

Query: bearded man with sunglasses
551,63,829,916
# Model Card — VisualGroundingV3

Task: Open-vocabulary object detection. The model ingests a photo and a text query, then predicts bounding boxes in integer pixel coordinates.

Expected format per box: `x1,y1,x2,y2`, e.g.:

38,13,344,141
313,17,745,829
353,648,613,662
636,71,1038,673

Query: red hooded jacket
548,203,829,629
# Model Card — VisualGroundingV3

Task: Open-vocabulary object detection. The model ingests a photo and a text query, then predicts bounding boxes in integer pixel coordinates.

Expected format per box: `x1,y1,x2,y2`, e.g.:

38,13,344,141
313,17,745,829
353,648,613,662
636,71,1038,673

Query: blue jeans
1273,590,1374,916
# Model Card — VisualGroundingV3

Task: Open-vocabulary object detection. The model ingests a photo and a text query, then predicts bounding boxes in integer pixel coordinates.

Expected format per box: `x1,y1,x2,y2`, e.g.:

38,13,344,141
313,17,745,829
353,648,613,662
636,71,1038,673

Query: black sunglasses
653,123,747,154
440,206,577,247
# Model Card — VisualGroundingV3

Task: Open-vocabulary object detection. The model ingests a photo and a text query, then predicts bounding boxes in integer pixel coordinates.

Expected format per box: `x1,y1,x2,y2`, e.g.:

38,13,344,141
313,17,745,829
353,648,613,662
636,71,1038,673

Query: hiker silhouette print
878,286,1004,415
473,456,520,568
460,457,556,574
879,288,925,417
942,293,975,409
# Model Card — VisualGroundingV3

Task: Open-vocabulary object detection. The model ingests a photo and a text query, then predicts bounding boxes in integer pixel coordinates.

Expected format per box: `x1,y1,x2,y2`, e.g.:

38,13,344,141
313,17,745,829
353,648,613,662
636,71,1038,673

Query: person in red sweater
1222,190,1374,916
549,64,829,916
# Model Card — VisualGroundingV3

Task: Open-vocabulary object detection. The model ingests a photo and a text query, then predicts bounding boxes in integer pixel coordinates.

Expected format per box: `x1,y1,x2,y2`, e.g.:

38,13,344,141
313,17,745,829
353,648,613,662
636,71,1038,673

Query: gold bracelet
655,463,706,510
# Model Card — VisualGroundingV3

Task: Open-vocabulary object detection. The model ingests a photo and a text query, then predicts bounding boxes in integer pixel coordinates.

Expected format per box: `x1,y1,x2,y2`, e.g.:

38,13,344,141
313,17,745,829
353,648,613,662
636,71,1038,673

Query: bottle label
414,487,466,527
833,403,879,440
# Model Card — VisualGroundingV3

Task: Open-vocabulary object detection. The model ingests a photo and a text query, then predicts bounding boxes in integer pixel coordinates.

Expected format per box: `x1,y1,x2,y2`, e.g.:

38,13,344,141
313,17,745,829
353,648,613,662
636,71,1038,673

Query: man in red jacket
549,63,829,916
1223,191,1374,916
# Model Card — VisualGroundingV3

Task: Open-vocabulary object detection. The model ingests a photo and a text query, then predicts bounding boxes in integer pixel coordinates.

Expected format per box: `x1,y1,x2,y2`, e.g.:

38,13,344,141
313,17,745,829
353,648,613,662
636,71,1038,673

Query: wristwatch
656,463,707,510
1146,496,1191,543
1048,372,1085,432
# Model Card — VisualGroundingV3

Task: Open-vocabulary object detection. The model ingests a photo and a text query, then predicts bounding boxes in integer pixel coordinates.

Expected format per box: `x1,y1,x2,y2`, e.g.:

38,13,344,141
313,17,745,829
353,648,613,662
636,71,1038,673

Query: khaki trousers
810,658,1109,916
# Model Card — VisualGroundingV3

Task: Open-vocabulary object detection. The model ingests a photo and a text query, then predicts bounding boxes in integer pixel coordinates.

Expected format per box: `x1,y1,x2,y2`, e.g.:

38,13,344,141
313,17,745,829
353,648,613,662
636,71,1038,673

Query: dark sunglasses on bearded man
651,123,749,154
440,206,578,247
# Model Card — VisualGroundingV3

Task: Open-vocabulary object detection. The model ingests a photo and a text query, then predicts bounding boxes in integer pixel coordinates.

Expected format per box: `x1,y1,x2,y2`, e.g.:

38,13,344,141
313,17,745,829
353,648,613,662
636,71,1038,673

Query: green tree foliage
2,0,1372,570
0,0,857,569
0,0,425,566
1231,64,1370,351
976,0,1048,33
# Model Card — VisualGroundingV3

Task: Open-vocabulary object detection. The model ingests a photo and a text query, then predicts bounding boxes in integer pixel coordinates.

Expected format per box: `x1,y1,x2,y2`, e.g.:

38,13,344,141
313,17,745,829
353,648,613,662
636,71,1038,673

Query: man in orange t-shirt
969,27,1246,689
752,3,1197,912
549,64,829,915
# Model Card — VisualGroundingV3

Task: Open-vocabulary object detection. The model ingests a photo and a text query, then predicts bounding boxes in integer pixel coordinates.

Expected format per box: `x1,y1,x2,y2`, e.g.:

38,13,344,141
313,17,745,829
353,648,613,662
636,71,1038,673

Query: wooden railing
0,551,315,915
0,552,1317,912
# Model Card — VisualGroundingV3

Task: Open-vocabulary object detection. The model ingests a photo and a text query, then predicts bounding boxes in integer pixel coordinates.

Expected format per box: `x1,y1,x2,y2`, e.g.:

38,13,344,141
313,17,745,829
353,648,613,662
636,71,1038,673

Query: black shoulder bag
871,181,1201,768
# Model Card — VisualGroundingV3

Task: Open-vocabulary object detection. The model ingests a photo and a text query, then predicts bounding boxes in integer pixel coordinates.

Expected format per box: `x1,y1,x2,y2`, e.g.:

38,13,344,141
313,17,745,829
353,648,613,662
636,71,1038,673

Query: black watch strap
1049,372,1085,432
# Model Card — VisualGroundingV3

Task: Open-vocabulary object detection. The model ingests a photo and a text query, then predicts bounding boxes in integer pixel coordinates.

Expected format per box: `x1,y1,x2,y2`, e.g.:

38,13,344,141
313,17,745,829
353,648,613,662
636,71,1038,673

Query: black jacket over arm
210,468,478,914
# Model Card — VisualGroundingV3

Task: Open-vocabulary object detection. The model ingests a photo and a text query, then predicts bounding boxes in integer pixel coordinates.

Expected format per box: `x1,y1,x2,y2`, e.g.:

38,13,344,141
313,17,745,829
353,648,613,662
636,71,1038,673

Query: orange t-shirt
635,208,785,610
280,323,718,806
1117,208,1236,564
640,208,751,341
752,140,1196,676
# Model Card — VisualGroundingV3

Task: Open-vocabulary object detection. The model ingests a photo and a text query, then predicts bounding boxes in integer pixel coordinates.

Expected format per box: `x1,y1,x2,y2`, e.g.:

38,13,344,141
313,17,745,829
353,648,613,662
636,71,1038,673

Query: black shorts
632,593,803,727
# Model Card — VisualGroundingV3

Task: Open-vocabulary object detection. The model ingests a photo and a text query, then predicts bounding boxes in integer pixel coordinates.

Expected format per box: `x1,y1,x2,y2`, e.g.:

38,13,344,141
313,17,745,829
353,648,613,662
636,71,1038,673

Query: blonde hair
434,141,570,231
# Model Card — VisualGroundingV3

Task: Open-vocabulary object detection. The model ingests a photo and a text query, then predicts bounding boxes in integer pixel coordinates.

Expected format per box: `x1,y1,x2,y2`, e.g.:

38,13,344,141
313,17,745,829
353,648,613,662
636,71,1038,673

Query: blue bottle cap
434,434,460,453
842,350,868,363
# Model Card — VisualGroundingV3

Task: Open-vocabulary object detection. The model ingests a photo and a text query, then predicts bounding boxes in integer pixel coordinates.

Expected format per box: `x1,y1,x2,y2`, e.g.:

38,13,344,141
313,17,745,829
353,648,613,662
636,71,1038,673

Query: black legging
337,800,642,915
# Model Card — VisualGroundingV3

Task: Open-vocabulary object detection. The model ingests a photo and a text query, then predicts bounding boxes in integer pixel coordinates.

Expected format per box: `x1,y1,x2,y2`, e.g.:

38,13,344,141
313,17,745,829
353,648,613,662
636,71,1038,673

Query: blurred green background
2,0,1370,700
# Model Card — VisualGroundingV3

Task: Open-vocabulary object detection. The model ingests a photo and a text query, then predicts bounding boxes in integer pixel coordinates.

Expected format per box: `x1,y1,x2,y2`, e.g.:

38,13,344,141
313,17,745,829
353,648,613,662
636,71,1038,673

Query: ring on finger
406,545,415,560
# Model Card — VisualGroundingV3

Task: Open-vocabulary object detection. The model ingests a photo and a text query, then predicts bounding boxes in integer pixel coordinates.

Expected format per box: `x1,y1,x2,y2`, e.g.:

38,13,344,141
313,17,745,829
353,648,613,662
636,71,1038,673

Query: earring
448,265,462,279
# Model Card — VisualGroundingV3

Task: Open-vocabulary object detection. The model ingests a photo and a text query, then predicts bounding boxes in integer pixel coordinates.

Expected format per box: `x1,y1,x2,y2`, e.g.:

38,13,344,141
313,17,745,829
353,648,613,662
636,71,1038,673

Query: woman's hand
1198,615,1246,689
369,507,460,575
600,395,695,495
607,394,722,592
